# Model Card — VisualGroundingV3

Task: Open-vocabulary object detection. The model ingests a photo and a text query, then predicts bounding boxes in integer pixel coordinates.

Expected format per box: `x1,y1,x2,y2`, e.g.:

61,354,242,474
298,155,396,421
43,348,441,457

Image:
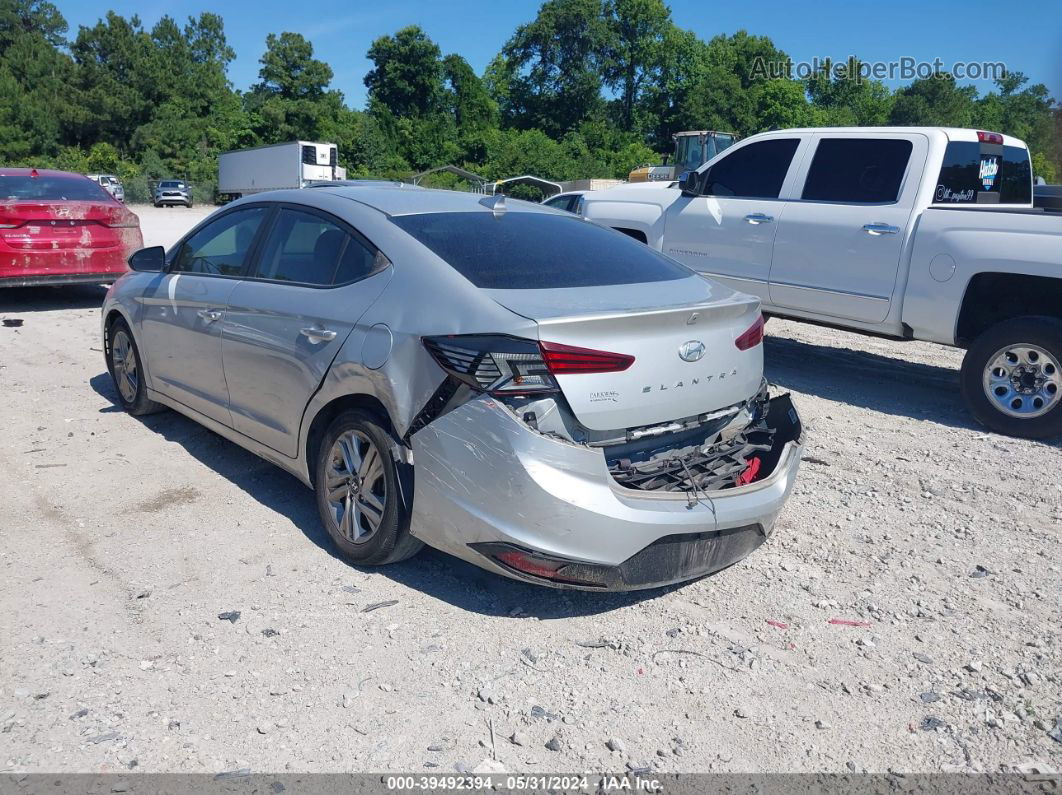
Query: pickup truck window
802,138,912,203
700,139,798,199
934,142,1032,204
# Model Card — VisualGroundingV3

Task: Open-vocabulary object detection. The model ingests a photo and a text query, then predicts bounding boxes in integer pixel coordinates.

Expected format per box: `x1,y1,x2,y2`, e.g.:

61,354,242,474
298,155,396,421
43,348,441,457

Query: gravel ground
0,204,1059,775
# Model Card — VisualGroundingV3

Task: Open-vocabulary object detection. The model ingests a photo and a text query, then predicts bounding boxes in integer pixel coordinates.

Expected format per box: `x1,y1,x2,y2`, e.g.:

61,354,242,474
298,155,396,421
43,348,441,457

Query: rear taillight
540,341,634,374
423,335,636,396
106,210,140,228
423,334,557,395
735,315,765,351
977,131,1004,145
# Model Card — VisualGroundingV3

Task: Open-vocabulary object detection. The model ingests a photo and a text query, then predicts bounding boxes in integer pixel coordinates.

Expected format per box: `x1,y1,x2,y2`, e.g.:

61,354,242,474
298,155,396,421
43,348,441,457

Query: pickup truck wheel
314,409,423,566
961,317,1062,439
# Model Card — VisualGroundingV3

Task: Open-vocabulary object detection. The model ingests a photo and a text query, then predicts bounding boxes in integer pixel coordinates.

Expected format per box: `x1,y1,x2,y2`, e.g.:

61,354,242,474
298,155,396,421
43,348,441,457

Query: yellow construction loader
628,130,738,183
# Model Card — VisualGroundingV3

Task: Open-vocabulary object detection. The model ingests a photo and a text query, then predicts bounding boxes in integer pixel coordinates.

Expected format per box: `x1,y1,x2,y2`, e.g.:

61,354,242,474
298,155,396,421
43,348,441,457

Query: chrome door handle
197,309,222,322
300,327,337,343
745,213,774,224
863,222,900,235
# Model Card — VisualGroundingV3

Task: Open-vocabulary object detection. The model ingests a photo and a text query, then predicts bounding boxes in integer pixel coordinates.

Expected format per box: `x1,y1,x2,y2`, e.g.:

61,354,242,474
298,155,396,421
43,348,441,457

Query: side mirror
128,246,165,273
680,171,700,196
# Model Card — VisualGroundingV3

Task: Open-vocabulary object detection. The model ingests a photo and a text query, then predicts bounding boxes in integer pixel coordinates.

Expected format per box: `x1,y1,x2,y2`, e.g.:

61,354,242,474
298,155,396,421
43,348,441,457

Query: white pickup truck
582,127,1062,439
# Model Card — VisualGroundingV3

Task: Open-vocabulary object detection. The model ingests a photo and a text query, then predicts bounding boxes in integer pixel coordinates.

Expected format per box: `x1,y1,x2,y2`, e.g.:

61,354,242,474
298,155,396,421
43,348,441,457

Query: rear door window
391,211,691,289
172,207,267,277
252,207,382,286
801,138,913,203
700,138,799,199
934,141,1031,204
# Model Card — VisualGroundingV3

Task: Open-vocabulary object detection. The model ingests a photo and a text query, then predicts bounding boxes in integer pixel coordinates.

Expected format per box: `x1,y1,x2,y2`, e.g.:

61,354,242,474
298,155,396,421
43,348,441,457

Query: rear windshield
391,211,691,289
934,142,1031,204
0,175,112,202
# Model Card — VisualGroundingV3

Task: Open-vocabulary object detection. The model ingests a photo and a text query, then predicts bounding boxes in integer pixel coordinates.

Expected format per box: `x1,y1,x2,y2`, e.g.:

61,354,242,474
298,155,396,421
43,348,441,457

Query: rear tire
314,409,422,566
106,318,163,416
960,316,1062,439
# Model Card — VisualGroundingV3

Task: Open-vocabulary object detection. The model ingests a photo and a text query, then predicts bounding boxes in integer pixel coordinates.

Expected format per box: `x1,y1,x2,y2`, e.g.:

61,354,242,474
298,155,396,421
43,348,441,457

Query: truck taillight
735,315,765,350
977,131,1004,145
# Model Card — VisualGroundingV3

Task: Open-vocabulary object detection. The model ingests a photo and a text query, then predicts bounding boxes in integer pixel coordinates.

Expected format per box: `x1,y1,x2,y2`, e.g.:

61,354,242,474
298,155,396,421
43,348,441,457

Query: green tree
889,73,976,126
807,57,893,125
601,0,671,132
246,31,344,144
496,0,609,136
365,26,444,119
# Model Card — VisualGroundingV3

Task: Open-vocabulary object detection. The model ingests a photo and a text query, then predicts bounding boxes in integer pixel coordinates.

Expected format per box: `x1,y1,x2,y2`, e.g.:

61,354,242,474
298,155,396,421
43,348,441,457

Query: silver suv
154,179,192,208
87,173,124,202
102,186,803,590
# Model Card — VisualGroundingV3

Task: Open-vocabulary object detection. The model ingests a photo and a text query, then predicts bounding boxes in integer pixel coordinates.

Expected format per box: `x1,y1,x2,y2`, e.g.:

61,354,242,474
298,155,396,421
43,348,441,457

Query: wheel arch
956,273,1062,346
102,307,135,358
304,393,397,488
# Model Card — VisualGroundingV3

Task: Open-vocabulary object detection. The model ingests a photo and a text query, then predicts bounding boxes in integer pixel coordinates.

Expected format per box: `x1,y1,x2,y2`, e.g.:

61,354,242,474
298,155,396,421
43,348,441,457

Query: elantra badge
678,340,706,362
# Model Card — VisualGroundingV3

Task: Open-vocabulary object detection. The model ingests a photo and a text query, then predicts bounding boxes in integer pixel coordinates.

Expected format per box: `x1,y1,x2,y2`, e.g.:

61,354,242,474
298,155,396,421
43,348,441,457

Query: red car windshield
0,175,113,202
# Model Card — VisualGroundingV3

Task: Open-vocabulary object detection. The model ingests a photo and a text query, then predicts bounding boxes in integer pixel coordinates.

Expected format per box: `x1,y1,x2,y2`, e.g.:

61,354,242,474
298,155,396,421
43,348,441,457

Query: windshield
0,175,113,202
160,181,184,189
392,211,690,289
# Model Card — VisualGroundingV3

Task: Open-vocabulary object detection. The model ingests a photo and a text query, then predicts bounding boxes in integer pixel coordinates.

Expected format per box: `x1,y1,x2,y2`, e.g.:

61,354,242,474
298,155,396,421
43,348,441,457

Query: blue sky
58,0,1062,108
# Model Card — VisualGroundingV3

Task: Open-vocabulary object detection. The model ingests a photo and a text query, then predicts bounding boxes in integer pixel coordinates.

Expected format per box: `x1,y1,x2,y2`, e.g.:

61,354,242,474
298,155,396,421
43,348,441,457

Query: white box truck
217,141,347,200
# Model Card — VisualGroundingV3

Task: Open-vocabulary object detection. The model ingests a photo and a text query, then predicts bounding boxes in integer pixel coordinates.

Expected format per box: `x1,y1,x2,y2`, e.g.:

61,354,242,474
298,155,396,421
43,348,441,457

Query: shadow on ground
89,372,675,618
764,334,980,432
0,284,108,314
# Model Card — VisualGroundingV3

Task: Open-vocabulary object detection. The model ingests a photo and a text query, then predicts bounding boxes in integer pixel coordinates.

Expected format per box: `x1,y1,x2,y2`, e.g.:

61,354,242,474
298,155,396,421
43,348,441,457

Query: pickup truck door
769,133,928,323
661,137,807,301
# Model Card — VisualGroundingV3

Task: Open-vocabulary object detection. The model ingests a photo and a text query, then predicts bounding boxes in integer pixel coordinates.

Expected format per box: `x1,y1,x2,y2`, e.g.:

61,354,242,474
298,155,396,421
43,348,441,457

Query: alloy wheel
111,329,139,404
325,430,387,544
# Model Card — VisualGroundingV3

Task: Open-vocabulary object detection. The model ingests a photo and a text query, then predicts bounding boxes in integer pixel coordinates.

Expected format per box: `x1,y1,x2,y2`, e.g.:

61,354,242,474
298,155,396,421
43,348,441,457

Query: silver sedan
102,185,803,590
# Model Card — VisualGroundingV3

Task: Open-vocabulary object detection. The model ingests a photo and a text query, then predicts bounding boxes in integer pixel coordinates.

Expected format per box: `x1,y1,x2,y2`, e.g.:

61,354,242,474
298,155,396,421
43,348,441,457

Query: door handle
744,213,774,224
300,326,337,343
862,222,900,235
197,309,222,322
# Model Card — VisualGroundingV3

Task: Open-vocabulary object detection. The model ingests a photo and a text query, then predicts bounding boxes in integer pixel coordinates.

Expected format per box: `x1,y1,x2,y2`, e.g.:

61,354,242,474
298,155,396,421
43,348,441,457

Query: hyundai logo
678,340,706,362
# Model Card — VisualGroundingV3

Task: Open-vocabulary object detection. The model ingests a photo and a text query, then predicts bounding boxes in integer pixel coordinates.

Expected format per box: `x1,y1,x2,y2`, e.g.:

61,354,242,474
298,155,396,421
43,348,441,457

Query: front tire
314,409,422,565
960,316,1062,439
106,319,163,416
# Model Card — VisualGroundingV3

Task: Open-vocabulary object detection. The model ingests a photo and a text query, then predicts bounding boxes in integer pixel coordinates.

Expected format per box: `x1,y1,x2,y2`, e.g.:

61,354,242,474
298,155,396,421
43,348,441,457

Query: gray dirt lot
0,204,1060,775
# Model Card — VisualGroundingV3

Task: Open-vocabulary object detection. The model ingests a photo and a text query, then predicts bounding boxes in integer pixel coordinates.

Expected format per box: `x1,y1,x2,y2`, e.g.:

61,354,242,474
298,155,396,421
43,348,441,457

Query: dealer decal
979,156,999,191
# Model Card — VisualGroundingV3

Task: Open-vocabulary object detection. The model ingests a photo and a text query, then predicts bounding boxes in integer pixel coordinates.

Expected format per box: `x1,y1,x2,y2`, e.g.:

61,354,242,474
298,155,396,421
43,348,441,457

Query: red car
0,168,143,287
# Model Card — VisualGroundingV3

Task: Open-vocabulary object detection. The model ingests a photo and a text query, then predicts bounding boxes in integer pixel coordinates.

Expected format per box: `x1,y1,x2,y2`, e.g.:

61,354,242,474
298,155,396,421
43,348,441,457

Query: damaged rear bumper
409,392,803,591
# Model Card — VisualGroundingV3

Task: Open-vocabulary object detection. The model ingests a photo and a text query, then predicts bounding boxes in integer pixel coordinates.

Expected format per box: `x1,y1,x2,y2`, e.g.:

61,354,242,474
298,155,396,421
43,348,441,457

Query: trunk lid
486,276,764,431
0,201,134,251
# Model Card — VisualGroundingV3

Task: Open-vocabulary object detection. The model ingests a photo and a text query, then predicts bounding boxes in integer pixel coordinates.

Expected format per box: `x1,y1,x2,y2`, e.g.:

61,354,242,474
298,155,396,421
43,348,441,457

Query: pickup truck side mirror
680,171,701,196
128,246,165,273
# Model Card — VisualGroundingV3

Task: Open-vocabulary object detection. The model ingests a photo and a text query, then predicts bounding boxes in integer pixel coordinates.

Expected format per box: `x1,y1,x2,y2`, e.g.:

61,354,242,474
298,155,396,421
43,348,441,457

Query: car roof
310,185,555,217
0,168,95,179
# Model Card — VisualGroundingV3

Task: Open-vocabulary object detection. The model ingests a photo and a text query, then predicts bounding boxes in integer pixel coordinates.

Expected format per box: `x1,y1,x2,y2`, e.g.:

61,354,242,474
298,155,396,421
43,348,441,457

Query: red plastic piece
829,618,872,627
766,619,788,629
737,457,761,486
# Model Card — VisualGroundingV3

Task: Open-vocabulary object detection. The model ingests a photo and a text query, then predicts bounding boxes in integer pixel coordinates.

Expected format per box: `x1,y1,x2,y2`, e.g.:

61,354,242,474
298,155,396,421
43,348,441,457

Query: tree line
1,0,1058,202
